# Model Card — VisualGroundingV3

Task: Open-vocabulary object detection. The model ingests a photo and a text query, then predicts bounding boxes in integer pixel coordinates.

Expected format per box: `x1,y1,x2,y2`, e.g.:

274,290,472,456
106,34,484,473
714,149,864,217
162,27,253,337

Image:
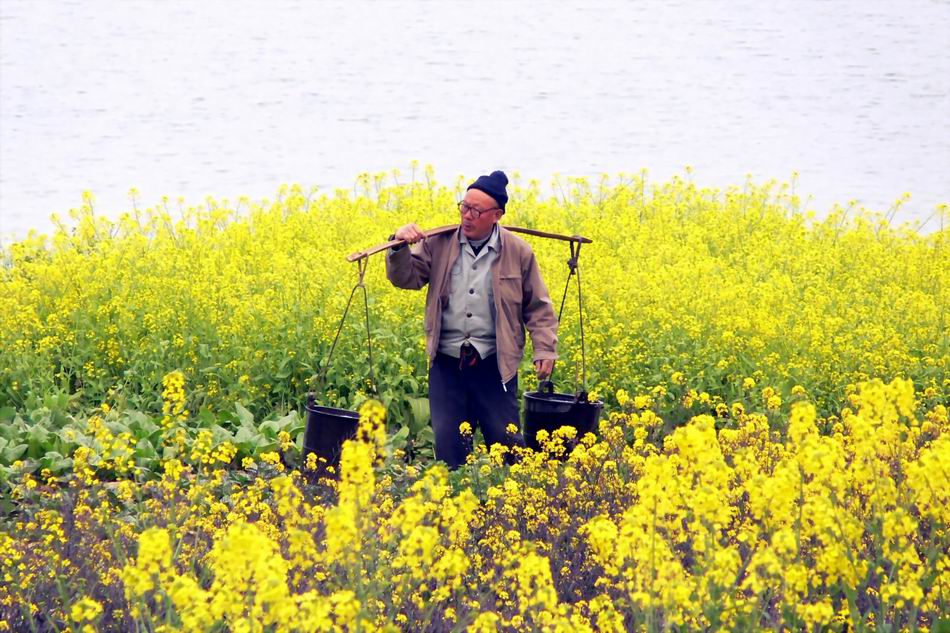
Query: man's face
460,188,503,240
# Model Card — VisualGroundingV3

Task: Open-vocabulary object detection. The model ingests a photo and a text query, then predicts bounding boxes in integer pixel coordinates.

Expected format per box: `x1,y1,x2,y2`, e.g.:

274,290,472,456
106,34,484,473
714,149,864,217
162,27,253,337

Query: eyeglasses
458,201,500,219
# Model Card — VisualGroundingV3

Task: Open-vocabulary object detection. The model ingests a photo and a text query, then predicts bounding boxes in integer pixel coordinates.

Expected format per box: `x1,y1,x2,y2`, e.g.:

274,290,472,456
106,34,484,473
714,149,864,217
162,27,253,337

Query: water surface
1,0,948,241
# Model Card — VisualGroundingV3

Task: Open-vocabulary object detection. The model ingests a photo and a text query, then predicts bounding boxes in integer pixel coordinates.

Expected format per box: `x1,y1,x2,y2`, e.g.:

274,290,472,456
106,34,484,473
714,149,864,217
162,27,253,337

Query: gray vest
438,224,501,358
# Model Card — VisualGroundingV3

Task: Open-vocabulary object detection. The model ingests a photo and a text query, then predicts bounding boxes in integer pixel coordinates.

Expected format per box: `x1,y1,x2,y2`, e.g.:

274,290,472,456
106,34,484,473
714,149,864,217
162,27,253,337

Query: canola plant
0,167,948,631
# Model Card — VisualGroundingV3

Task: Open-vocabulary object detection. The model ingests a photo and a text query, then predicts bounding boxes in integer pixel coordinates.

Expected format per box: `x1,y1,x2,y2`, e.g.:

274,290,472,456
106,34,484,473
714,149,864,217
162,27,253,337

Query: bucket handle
311,257,378,397
540,379,590,404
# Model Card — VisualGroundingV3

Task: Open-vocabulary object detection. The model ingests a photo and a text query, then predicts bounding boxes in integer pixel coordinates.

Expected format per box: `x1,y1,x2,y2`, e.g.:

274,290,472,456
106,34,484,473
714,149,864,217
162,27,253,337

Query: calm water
1,0,949,243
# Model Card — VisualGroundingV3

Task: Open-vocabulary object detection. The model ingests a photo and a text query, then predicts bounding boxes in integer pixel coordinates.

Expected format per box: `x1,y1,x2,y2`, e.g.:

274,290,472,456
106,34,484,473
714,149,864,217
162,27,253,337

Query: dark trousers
428,351,523,469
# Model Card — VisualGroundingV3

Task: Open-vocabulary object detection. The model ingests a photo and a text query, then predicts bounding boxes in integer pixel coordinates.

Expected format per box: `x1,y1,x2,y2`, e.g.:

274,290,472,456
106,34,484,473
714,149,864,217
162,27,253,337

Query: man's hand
394,223,426,244
534,359,554,380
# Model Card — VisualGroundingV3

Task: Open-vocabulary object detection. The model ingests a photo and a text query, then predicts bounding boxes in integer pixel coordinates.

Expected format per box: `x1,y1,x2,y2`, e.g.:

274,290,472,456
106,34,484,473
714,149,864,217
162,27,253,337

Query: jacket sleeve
522,251,559,361
386,240,431,290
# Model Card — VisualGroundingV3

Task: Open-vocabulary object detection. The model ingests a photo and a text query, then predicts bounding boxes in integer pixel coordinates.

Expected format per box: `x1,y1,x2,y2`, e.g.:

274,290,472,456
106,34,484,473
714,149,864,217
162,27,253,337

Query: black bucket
303,393,360,472
523,381,603,452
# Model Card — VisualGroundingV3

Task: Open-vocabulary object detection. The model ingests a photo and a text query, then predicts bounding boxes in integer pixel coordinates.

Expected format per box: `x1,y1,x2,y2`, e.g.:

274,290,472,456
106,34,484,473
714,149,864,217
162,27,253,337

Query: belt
459,342,481,370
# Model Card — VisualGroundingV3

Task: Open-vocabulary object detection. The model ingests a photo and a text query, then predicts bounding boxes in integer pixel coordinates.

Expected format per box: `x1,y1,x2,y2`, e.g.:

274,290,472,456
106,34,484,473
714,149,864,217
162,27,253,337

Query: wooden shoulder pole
346,224,592,262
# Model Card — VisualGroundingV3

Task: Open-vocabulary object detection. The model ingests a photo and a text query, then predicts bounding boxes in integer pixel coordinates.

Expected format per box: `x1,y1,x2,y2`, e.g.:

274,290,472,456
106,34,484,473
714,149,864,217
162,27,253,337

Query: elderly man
386,170,558,468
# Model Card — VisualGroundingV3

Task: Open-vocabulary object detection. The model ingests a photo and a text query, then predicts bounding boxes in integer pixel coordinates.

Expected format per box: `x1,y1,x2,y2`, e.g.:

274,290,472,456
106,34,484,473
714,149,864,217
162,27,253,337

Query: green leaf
126,412,159,437
390,425,410,451
28,424,50,445
51,457,72,473
2,443,28,463
27,424,52,459
234,427,254,445
0,419,15,440
252,437,278,455
210,424,233,444
106,420,132,436
39,451,64,469
286,413,305,437
135,438,156,459
235,402,255,427
197,408,217,427
54,426,83,448
275,410,300,431
416,427,434,445
258,419,281,437
216,410,238,426
407,397,430,433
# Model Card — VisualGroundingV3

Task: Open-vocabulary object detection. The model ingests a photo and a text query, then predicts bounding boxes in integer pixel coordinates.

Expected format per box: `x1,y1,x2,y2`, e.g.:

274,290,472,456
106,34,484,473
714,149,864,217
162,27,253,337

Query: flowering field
1,168,948,631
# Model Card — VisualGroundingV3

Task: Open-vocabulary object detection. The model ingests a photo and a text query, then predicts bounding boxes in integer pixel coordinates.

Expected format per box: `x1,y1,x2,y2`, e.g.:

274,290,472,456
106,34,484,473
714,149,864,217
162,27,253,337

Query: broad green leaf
3,443,28,463
252,437,278,455
390,425,410,450
235,402,255,427
233,427,254,445
210,424,233,444
258,419,281,437
407,397,430,433
135,438,156,458
39,451,64,469
197,408,217,427
28,424,50,445
275,411,300,431
416,427,434,444
51,457,72,473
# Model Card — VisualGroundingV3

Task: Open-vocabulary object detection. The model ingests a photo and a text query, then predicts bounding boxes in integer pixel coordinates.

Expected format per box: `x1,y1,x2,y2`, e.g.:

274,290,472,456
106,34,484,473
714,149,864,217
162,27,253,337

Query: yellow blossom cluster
2,380,946,630
161,369,188,429
1,171,946,431
0,170,947,630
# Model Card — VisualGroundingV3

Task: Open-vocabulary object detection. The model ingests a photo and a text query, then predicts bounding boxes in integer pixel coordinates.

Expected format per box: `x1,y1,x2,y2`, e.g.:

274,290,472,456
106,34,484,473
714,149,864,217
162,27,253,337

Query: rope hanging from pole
550,239,587,394
313,257,378,396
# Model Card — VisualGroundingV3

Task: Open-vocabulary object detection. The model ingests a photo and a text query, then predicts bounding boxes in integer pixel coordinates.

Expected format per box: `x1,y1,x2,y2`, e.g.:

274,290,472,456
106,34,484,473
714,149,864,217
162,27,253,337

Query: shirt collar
459,223,501,252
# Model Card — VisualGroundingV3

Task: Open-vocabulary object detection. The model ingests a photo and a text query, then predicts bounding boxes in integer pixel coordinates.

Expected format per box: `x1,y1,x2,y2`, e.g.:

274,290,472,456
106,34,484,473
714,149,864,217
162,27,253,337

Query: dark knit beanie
467,170,509,211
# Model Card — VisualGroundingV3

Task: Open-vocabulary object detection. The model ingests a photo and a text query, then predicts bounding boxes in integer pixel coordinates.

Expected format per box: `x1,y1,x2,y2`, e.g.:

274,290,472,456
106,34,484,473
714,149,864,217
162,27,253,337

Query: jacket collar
457,223,505,253
458,223,501,253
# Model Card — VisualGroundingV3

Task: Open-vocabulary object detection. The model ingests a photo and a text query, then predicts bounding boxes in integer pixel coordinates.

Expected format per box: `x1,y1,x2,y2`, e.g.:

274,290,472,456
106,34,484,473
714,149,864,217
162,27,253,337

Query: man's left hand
534,359,554,380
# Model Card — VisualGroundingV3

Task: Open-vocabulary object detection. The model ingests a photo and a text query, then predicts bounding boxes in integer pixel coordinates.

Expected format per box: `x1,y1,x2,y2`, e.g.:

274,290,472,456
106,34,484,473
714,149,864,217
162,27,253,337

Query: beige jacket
386,225,558,385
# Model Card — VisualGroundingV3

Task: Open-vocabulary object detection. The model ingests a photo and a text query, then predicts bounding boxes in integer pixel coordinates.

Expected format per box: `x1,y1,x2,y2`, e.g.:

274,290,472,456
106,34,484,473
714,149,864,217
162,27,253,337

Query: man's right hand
394,223,426,244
